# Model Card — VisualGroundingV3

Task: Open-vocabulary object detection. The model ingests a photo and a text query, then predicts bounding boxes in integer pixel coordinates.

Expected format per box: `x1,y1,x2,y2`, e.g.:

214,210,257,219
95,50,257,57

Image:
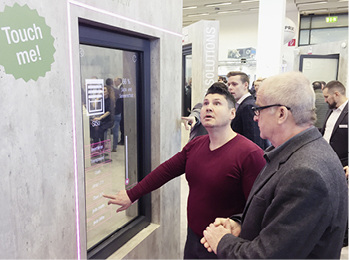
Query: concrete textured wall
0,0,182,259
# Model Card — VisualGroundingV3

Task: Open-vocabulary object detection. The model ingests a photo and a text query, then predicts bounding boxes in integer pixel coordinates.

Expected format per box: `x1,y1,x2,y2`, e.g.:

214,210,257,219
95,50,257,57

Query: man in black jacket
227,71,269,150
321,80,348,247
321,80,348,167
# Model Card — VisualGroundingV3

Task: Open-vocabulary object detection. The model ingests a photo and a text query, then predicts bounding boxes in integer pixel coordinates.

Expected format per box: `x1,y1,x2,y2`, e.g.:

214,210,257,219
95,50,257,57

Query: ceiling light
217,9,241,14
240,0,259,3
205,2,232,7
336,7,349,10
183,6,198,10
187,13,210,17
301,9,328,13
297,1,328,6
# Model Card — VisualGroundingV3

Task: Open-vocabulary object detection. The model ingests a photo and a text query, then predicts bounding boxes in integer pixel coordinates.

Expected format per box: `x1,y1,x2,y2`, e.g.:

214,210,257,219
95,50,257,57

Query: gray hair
260,71,316,126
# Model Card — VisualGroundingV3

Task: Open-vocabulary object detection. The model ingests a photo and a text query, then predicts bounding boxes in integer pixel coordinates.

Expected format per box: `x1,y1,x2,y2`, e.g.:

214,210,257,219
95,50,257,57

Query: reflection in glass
79,44,139,250
183,55,192,116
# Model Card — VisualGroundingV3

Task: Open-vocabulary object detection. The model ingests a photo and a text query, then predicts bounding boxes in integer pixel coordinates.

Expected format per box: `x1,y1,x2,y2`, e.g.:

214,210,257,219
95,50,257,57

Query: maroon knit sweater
127,134,266,237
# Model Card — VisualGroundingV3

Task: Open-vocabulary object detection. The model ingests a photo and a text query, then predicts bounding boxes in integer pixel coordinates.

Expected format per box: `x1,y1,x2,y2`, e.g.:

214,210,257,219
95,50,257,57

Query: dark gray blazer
217,127,348,259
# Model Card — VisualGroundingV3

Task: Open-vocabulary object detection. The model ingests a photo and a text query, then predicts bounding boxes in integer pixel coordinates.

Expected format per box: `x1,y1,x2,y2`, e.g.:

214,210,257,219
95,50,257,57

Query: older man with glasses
201,71,348,259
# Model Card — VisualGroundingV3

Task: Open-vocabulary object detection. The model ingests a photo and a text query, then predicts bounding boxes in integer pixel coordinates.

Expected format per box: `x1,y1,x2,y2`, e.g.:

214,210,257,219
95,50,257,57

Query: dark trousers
184,227,217,259
119,115,124,142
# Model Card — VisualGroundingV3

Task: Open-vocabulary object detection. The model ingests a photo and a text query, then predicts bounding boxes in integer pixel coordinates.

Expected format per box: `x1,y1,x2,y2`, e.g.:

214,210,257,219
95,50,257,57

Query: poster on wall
85,79,105,116
0,3,56,82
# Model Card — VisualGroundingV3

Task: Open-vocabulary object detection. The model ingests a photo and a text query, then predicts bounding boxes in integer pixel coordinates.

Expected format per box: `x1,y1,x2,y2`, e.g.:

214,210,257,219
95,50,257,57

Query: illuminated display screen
79,44,140,250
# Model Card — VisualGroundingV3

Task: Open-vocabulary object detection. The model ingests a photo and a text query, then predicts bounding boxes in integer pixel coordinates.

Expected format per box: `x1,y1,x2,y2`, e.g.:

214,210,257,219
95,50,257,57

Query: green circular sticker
0,3,55,82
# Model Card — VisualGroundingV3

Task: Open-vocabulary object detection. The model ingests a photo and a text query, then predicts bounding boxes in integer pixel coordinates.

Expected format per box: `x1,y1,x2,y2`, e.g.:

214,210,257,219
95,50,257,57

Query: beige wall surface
296,41,348,88
0,0,182,259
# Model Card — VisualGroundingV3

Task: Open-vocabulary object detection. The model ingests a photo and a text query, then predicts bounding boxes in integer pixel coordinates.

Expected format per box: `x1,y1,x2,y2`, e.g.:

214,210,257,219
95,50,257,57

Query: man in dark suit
227,71,269,150
321,80,348,247
321,80,348,167
201,71,348,259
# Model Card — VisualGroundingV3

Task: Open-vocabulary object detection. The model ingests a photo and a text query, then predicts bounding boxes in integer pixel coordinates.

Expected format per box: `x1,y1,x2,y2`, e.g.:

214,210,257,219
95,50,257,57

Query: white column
183,20,219,105
256,0,286,77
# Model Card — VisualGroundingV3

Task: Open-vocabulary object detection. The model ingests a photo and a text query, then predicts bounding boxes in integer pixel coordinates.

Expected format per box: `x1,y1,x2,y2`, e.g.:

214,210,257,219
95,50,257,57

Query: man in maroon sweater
104,82,265,259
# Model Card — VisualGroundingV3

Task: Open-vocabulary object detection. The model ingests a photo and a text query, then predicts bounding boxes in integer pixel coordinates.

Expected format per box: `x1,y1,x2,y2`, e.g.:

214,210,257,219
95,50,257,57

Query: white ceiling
183,0,349,26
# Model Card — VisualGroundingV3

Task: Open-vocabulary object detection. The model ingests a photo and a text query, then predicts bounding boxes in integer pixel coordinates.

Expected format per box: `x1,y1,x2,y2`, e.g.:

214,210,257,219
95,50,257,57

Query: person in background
201,71,348,259
218,76,227,85
227,71,269,149
112,77,124,151
183,78,192,116
104,82,266,259
312,81,328,129
106,78,113,88
253,77,265,94
321,80,348,247
321,80,348,168
182,102,208,142
250,78,265,99
90,85,115,144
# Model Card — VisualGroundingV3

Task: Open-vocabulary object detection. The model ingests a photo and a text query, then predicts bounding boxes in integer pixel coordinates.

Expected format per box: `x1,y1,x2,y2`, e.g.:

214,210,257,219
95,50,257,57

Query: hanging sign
326,16,338,23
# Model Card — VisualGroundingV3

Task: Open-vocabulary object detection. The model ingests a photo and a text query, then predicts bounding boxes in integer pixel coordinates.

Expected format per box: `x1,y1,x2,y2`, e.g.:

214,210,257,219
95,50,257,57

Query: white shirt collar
336,99,348,112
237,93,251,104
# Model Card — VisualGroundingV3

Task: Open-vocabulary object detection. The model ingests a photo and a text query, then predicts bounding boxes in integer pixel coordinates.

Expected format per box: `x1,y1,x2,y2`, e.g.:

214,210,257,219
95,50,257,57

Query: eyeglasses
251,104,291,116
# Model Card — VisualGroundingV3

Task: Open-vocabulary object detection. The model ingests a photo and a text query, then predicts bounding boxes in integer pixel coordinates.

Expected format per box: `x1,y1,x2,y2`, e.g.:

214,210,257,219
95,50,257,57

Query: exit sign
326,16,338,23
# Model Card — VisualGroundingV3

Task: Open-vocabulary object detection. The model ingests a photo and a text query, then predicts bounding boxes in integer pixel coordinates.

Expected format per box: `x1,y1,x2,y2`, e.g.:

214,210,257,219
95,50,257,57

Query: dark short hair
205,82,235,108
324,80,346,95
106,78,113,86
226,71,250,85
312,81,322,90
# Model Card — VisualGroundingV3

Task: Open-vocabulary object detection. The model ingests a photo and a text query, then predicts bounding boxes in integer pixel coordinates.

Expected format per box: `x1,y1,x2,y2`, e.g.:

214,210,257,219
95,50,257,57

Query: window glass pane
311,15,331,28
80,44,139,250
336,13,349,27
310,27,348,45
299,30,310,45
300,16,311,29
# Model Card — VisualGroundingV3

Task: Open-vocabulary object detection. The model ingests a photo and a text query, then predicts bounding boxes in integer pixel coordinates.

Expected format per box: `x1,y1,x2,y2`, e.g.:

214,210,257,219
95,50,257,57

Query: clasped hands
201,218,241,254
